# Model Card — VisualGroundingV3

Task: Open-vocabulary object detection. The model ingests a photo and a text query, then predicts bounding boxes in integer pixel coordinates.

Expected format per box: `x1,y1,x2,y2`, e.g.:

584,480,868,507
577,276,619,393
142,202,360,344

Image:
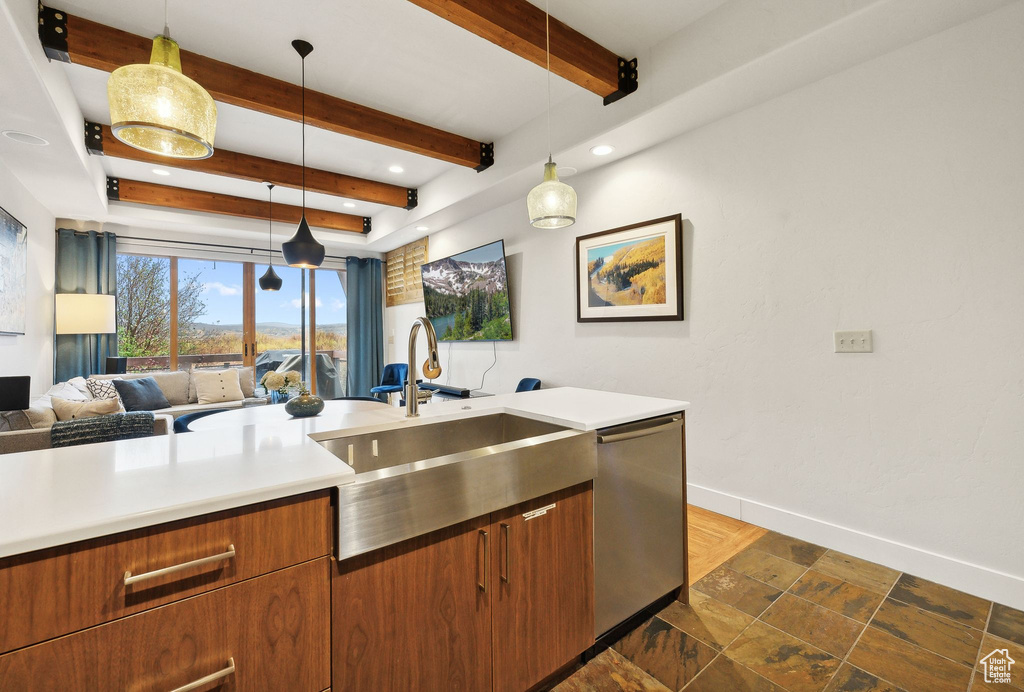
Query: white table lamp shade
55,294,117,335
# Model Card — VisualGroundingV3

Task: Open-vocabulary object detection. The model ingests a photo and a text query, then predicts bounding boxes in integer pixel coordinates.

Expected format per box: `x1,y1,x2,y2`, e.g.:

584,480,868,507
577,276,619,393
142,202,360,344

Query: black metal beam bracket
476,142,495,172
603,57,638,106
84,121,104,154
38,5,70,63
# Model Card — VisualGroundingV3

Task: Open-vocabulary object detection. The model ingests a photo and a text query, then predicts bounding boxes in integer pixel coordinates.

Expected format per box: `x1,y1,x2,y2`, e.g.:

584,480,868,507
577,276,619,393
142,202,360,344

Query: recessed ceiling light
2,130,49,146
415,225,429,231
557,166,578,178
590,144,615,156
388,165,404,174
343,202,356,208
152,168,171,176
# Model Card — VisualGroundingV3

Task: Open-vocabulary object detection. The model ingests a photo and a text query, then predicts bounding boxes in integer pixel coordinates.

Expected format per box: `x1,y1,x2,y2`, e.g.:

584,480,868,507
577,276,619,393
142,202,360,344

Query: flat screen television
421,240,513,342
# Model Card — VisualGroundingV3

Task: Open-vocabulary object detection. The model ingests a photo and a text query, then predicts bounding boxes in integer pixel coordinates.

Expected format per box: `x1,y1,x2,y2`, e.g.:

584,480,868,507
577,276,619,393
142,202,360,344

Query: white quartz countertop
0,387,687,559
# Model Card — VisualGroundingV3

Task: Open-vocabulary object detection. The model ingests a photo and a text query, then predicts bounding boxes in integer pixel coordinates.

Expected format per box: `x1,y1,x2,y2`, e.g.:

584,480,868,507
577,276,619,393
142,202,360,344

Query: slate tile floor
554,531,1024,692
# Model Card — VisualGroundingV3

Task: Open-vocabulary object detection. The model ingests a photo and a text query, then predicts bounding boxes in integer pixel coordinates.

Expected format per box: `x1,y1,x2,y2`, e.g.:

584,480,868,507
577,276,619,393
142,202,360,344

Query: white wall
0,158,55,397
387,3,1024,606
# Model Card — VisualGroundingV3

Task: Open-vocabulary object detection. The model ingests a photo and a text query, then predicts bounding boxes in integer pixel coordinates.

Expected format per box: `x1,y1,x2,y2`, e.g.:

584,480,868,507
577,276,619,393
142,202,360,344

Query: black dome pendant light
282,39,325,268
258,182,283,291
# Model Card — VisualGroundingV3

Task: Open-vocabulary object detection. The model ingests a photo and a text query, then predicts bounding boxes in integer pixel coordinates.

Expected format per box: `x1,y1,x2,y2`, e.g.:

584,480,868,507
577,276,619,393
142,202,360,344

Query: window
116,254,171,372
177,259,246,371
313,269,347,398
385,238,427,307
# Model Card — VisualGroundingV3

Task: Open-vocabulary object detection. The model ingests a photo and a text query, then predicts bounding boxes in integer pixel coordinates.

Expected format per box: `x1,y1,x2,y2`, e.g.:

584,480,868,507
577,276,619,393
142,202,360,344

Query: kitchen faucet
406,317,442,417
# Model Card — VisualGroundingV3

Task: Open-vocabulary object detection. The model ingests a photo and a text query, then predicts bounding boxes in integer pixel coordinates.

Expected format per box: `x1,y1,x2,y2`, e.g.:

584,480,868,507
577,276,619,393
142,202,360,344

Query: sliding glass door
117,252,351,397
176,259,246,372
254,264,308,386
312,269,347,398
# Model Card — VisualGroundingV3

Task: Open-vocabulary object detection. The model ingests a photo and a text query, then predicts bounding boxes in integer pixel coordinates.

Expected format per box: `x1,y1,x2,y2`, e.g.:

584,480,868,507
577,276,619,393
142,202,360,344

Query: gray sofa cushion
0,410,33,432
0,415,170,455
93,371,191,406
25,406,57,429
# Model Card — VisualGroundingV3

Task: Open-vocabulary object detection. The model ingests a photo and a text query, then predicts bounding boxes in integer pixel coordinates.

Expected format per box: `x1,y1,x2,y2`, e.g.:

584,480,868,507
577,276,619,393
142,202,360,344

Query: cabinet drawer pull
478,530,488,593
124,544,236,587
500,523,510,584
168,657,235,692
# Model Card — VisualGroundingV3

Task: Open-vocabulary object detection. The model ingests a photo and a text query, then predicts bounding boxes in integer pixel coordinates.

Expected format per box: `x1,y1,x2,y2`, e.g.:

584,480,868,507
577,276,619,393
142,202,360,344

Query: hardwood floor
687,505,767,585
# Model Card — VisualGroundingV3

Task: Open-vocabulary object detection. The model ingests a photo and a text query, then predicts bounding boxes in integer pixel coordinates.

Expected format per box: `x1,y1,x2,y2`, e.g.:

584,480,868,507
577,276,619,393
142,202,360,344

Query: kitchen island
0,387,688,691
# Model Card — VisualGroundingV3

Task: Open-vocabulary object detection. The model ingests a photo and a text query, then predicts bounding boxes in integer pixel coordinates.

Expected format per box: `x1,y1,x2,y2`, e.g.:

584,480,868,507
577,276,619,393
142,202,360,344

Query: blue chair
173,409,230,433
370,363,409,402
516,378,541,392
332,396,388,404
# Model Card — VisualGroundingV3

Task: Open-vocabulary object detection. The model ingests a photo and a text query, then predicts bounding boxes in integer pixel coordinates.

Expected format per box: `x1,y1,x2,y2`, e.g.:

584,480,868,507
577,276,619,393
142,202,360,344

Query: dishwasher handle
596,416,683,444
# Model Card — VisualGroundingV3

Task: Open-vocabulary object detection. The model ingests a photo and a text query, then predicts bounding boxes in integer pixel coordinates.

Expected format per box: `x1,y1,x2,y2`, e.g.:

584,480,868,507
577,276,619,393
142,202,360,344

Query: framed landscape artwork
0,205,28,335
576,214,683,323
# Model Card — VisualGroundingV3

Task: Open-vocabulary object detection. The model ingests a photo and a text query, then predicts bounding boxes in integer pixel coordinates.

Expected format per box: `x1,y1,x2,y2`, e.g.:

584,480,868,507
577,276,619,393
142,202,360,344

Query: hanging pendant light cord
267,184,274,265
301,55,306,212
162,0,170,38
545,0,552,160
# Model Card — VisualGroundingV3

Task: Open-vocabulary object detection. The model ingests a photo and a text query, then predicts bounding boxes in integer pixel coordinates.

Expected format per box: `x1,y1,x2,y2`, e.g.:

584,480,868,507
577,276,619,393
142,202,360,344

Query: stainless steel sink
314,413,597,560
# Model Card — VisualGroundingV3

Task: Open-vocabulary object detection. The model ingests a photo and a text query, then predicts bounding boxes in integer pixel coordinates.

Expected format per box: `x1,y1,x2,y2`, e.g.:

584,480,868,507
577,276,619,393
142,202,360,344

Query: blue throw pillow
112,377,171,412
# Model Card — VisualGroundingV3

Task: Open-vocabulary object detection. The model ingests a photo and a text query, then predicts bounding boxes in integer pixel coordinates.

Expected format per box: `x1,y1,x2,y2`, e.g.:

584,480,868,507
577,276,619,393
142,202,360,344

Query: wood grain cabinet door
0,558,330,690
332,515,493,691
0,490,331,654
490,482,595,692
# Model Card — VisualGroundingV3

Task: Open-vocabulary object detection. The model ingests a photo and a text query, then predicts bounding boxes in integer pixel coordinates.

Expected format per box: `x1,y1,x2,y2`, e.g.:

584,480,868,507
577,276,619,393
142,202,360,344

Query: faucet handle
422,358,441,379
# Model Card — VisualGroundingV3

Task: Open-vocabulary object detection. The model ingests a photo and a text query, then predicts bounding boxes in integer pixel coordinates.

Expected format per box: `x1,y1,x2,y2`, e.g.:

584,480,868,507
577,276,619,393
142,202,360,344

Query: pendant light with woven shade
106,0,217,159
259,183,283,291
282,39,325,269
526,0,576,229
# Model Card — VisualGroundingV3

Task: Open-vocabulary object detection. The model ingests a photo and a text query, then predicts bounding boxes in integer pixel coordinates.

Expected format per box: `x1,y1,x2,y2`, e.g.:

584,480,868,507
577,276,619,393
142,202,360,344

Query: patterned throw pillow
85,377,121,401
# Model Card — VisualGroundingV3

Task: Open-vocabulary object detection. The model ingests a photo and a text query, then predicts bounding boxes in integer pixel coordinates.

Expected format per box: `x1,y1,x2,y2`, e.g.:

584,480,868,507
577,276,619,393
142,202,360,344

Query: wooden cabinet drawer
0,490,330,654
0,557,330,691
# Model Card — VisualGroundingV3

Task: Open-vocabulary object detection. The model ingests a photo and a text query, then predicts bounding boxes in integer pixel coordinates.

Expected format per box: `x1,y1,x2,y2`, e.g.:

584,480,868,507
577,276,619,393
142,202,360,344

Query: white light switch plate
834,330,873,353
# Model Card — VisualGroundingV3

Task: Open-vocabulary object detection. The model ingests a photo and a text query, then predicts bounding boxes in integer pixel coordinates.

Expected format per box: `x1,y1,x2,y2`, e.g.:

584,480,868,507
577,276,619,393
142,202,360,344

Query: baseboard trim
688,483,1024,610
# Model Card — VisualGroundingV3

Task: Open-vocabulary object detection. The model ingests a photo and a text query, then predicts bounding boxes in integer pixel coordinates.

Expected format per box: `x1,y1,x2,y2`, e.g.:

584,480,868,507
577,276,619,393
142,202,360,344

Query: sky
181,260,346,326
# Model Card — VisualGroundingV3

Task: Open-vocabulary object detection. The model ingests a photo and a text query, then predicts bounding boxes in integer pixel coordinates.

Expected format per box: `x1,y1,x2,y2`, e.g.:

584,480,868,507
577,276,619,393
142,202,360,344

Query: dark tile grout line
608,536,1010,692
709,542,1001,686
829,569,906,691
682,548,823,692
967,602,996,691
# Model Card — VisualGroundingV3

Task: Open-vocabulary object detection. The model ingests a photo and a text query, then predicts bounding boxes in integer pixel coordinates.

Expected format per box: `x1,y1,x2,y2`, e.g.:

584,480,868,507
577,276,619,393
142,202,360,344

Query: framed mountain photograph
0,205,27,335
576,214,683,323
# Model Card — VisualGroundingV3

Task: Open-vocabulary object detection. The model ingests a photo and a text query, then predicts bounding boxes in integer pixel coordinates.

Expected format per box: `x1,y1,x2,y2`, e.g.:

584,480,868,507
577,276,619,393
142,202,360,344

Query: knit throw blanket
51,412,155,448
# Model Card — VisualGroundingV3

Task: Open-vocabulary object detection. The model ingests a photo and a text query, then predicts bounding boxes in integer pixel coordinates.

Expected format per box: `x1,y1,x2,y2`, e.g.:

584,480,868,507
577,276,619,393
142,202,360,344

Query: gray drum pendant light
526,0,577,229
282,39,325,268
259,182,283,291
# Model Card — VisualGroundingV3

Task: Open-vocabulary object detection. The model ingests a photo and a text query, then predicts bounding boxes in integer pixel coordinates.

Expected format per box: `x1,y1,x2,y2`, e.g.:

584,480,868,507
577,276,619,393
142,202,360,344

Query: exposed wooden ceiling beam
39,6,494,170
86,122,417,209
106,178,370,235
406,0,637,104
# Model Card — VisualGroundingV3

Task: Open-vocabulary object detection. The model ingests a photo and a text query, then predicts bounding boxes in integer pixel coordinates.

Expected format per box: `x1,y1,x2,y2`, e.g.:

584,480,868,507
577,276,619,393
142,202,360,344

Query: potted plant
260,370,302,404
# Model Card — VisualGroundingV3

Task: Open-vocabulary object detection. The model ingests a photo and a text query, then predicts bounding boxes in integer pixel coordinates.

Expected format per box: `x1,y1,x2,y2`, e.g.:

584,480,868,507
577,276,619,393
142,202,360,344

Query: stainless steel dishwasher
594,412,686,637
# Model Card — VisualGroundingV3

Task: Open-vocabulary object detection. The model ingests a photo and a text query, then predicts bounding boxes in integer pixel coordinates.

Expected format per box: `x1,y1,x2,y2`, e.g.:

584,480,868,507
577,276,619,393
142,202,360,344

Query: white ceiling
2,0,1007,254
40,0,725,240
